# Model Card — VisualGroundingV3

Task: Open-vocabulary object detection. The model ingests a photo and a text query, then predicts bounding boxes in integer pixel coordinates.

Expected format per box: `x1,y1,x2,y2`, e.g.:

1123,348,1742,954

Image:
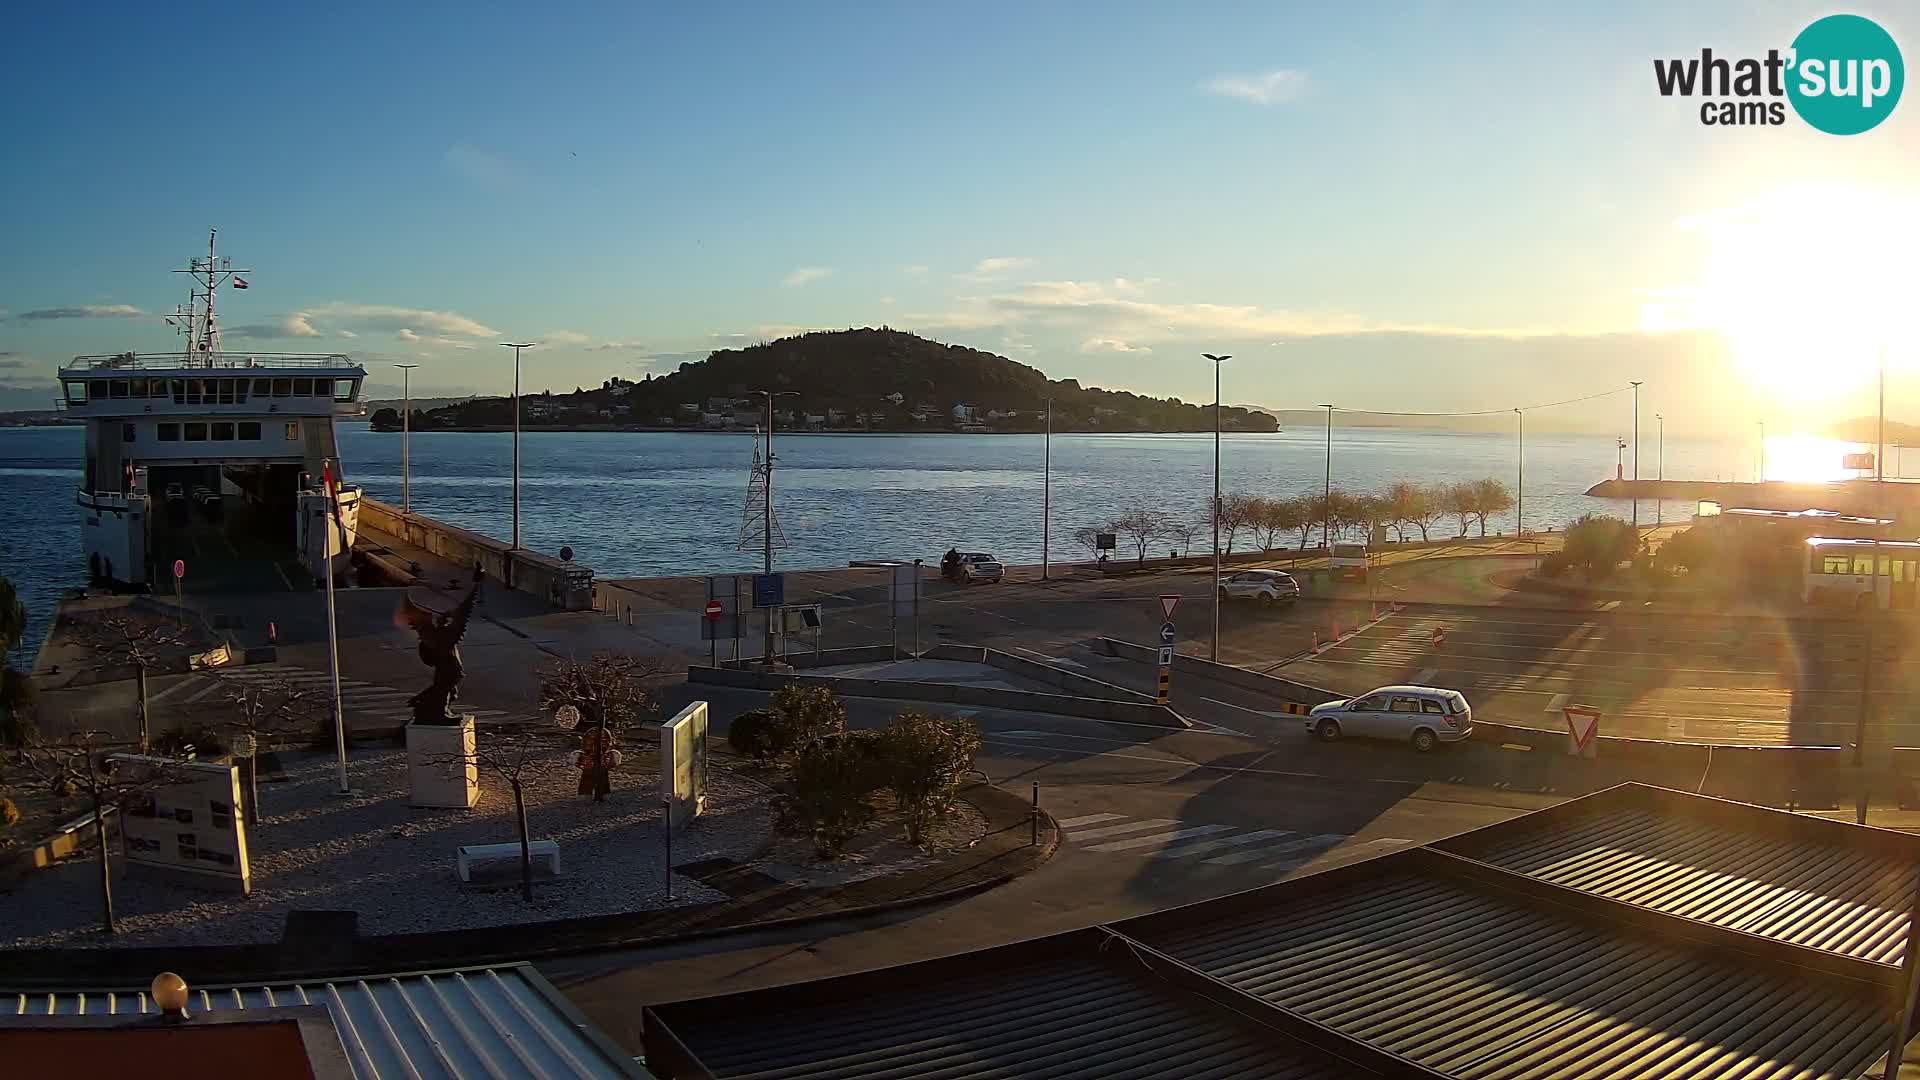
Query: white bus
1804,537,1920,610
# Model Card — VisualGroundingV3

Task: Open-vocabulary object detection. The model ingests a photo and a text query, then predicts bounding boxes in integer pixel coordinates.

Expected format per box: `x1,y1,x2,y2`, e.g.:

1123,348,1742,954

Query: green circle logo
1787,14,1904,135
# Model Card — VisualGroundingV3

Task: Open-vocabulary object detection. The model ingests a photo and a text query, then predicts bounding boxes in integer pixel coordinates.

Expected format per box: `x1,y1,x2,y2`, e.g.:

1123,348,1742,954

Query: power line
1321,384,1635,418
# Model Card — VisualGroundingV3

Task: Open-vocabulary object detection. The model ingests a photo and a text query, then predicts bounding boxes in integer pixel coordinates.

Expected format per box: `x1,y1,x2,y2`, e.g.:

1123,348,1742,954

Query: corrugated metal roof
1438,785,1920,966
1128,857,1895,1080
648,930,1381,1079
6,964,648,1080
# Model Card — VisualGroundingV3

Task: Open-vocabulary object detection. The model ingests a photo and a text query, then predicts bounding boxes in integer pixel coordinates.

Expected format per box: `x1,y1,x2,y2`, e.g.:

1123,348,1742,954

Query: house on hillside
677,402,701,416
884,391,905,405
951,403,977,425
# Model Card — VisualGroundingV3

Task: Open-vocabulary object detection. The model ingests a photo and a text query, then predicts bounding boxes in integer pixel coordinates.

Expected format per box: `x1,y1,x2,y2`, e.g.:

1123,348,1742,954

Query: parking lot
1275,602,1920,747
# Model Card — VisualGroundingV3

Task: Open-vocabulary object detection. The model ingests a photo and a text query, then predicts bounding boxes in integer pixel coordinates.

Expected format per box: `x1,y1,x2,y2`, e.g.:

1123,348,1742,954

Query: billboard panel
111,754,251,895
661,701,710,831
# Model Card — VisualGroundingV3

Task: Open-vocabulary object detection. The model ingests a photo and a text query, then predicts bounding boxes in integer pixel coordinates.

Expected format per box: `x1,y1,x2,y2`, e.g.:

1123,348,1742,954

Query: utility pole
395,364,418,514
498,343,535,549
1857,347,1888,824
321,459,350,795
1514,407,1524,537
1758,421,1767,483
1042,394,1052,581
1204,355,1231,662
1630,381,1642,534
1656,413,1664,527
751,390,798,666
1319,405,1334,552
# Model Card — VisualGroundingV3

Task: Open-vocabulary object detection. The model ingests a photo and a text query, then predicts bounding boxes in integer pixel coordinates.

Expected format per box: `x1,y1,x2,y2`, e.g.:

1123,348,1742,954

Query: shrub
1538,551,1573,578
1563,514,1637,580
727,707,783,762
775,730,884,857
767,685,847,754
875,711,983,846
0,796,18,828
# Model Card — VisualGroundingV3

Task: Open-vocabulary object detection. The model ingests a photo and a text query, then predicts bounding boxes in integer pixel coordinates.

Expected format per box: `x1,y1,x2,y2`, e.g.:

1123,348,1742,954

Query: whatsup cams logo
1654,13,1903,134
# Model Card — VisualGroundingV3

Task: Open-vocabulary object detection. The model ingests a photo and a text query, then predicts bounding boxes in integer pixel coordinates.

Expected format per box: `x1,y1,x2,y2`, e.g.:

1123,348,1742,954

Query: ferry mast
164,228,252,364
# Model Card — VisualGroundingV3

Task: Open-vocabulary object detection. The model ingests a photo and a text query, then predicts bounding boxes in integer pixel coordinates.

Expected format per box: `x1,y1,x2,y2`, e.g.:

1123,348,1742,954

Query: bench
456,840,561,883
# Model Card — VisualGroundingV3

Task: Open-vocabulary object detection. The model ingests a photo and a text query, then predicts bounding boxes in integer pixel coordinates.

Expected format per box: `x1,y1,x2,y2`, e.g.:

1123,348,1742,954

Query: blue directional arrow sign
1159,621,1177,646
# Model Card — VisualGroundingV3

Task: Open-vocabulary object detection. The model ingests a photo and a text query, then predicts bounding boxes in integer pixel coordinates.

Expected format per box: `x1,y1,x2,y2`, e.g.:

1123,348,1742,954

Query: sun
1761,432,1859,483
1654,185,1920,407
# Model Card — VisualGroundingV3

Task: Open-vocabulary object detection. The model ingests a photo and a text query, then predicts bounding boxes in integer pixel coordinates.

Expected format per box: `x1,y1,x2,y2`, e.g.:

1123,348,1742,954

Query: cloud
1081,337,1151,353
783,266,833,287
905,278,1562,344
12,304,145,321
0,356,27,369
971,257,1031,276
586,340,646,352
445,142,519,189
336,330,357,339
285,313,320,337
544,330,592,347
310,303,496,337
397,328,422,343
229,312,324,341
1205,69,1309,105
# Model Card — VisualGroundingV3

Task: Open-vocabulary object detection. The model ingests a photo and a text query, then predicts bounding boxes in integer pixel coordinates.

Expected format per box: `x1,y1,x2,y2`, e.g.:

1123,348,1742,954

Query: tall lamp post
498,342,536,549
1318,405,1335,552
1757,421,1767,483
1630,381,1643,534
395,363,418,514
1655,413,1664,526
1042,394,1052,581
1512,407,1525,537
1856,347,1889,824
1203,354,1231,662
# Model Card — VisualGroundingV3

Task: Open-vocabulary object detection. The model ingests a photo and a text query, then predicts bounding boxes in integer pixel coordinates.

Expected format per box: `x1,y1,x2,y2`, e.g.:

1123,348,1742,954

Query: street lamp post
1655,413,1664,526
1856,347,1889,824
1630,381,1643,534
1318,405,1334,553
1042,394,1052,581
1758,421,1767,483
1514,408,1524,537
395,363,418,514
498,343,536,550
1203,354,1231,663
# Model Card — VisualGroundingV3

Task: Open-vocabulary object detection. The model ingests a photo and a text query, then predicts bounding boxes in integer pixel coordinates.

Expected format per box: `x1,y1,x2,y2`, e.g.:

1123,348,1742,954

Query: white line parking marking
1148,829,1298,861
1055,813,1126,828
1087,824,1238,852
1206,833,1346,865
1067,818,1181,840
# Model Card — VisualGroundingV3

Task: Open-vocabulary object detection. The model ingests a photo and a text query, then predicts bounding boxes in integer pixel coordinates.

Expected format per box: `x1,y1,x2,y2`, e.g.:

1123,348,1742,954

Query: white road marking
1412,668,1436,684
1054,812,1126,828
1087,824,1238,852
1205,833,1348,865
1148,829,1298,861
1068,818,1182,840
1544,692,1570,714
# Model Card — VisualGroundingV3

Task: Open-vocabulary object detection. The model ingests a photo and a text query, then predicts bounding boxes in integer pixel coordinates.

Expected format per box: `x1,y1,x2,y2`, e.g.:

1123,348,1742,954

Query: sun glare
1662,186,1920,408
1763,433,1863,483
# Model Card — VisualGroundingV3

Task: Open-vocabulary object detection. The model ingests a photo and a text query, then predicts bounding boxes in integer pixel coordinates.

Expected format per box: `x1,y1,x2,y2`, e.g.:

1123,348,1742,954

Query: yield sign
1564,704,1601,752
1159,594,1180,621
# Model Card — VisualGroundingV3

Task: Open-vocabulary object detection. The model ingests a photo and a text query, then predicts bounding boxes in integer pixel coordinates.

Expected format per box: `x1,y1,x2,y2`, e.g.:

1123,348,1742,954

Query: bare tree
537,652,665,731
426,727,566,903
1294,495,1324,551
69,613,192,754
18,731,185,935
1471,478,1515,537
1112,508,1171,563
1218,495,1256,555
1443,482,1477,539
1167,519,1204,557
208,677,321,822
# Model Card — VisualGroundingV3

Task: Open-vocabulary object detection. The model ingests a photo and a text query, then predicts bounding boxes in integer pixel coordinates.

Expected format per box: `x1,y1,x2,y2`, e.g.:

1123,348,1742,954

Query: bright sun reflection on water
1764,433,1867,483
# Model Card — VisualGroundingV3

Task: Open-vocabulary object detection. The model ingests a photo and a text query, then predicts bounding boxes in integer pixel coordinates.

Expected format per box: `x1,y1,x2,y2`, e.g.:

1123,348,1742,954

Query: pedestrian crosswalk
162,663,522,730
1056,812,1411,868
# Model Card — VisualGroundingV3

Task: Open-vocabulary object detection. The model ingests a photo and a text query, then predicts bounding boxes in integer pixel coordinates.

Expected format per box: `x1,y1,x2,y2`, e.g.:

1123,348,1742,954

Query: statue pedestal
407,716,478,809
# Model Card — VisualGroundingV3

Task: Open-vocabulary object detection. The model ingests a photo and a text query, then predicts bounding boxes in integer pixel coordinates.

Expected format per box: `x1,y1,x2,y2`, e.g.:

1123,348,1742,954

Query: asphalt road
1279,602,1920,748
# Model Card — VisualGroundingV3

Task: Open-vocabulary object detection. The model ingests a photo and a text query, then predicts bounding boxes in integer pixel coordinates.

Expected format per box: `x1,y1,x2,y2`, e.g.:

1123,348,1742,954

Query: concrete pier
355,498,594,609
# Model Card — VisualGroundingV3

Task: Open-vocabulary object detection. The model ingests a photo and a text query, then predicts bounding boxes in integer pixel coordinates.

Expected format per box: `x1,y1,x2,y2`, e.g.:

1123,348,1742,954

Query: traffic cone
1332,620,1341,640
1371,602,1379,622
1312,631,1320,651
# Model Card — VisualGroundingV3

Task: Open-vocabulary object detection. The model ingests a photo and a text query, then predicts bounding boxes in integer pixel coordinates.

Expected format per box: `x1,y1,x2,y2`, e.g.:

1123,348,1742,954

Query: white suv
1306,685,1472,752
1219,569,1300,606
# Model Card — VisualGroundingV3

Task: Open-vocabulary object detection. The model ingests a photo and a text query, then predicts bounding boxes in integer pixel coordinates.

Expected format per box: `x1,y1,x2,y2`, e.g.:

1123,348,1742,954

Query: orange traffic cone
1312,631,1320,651
1332,620,1341,640
1371,602,1379,622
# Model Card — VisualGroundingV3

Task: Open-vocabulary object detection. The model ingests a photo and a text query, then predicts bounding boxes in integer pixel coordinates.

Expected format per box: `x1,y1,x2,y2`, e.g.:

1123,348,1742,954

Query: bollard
1332,620,1341,640
1030,782,1039,847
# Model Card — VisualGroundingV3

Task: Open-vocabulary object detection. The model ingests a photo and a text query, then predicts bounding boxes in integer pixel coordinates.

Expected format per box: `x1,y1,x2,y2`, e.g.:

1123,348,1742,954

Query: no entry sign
173,559,186,579
704,600,723,621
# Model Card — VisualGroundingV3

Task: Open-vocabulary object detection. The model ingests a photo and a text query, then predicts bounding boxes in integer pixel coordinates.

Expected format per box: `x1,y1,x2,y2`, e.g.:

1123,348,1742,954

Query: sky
3,1,1918,434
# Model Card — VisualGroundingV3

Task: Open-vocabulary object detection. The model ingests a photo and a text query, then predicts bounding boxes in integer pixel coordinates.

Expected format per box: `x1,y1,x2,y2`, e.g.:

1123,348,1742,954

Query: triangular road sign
1160,594,1180,620
1563,704,1601,750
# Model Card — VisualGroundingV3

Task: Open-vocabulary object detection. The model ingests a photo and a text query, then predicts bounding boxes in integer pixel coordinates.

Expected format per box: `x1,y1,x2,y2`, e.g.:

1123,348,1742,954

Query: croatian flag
321,460,347,545
231,276,249,289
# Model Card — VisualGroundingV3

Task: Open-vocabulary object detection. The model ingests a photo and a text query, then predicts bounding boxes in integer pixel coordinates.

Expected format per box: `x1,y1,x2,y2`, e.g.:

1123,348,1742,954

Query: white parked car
955,552,1003,584
1331,542,1370,580
1219,569,1300,606
1306,685,1472,752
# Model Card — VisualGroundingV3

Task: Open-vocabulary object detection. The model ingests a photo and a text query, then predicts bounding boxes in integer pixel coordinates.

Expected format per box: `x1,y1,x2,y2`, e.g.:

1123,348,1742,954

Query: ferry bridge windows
109,380,128,399
64,383,86,404
253,378,272,398
158,424,180,442
273,378,291,398
184,422,207,441
238,421,261,441
122,423,136,443
211,422,234,441
129,378,149,398
284,421,300,440
171,379,186,404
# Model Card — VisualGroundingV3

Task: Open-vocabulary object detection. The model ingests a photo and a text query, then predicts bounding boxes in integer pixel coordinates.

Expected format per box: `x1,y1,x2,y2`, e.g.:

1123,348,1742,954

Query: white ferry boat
56,231,367,589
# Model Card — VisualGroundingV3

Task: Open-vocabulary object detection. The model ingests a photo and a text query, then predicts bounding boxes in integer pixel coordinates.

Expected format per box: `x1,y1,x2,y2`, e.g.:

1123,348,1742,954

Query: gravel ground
1,745,772,948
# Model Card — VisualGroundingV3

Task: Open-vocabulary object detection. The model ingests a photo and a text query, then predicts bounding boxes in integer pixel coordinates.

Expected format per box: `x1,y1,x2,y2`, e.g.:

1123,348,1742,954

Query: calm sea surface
0,423,1815,659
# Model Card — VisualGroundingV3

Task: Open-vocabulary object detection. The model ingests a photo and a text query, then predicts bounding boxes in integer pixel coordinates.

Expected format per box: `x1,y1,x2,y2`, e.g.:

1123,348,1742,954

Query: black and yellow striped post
1156,665,1171,705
